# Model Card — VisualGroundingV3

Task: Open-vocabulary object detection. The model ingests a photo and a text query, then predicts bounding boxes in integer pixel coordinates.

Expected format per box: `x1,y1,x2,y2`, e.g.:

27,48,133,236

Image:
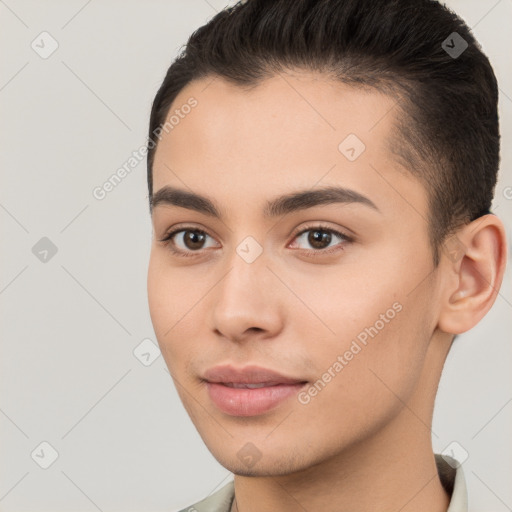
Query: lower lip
206,382,307,416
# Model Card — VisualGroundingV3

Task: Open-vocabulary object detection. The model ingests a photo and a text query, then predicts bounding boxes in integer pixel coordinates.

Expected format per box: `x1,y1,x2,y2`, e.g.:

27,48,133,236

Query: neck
231,332,452,512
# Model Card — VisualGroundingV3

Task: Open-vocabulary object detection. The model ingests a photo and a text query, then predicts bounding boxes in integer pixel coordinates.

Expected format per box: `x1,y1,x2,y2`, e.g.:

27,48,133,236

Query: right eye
159,227,219,257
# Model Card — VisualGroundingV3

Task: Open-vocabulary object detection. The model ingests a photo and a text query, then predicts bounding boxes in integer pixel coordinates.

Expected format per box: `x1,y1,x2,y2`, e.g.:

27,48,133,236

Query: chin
206,442,317,478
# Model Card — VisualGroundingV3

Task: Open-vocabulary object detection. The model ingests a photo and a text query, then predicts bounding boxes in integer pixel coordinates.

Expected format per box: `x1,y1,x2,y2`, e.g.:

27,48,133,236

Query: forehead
151,71,426,220
156,71,397,162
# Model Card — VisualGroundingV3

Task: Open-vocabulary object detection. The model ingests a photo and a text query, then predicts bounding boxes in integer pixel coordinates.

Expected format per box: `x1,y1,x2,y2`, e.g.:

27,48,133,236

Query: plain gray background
1,1,511,511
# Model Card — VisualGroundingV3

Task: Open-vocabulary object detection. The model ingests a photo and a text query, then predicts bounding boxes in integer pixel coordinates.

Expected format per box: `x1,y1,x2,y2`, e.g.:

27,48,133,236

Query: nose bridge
219,237,271,305
211,235,281,339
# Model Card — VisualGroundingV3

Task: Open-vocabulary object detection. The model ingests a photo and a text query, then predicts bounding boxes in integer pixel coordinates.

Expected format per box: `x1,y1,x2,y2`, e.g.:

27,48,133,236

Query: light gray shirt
177,453,467,512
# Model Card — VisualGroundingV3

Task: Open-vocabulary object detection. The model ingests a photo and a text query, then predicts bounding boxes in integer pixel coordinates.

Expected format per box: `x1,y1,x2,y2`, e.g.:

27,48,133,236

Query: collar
435,453,468,512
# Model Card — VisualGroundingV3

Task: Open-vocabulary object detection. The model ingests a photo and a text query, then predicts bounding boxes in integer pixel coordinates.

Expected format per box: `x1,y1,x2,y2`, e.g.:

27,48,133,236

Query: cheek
147,250,193,330
287,261,432,408
147,253,167,336
147,251,210,375
147,252,183,363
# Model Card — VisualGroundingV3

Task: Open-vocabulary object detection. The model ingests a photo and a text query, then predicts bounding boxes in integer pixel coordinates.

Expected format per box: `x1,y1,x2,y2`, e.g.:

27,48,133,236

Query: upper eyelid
159,224,218,243
294,223,350,237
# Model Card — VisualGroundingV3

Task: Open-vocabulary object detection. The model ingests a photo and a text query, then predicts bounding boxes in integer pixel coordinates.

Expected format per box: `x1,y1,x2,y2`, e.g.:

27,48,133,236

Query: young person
145,0,507,510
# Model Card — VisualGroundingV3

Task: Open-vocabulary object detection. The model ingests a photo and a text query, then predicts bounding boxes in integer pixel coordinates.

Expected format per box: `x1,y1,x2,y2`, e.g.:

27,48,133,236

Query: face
148,71,443,476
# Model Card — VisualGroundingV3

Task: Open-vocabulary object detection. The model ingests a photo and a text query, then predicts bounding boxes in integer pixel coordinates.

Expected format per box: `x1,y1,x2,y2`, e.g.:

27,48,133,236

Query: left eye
290,227,350,252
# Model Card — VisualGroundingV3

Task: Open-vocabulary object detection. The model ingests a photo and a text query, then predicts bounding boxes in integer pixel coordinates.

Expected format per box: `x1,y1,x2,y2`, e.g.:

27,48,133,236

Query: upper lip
203,365,307,385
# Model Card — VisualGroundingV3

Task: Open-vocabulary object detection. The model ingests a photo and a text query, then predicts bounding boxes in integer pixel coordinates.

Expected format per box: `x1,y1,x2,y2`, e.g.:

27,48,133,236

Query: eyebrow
150,185,380,218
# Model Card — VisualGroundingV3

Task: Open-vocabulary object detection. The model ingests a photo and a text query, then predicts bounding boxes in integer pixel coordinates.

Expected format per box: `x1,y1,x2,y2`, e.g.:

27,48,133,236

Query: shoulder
176,480,235,512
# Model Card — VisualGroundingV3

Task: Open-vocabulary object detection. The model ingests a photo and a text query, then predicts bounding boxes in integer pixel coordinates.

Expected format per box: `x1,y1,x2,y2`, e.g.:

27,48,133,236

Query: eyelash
158,223,353,259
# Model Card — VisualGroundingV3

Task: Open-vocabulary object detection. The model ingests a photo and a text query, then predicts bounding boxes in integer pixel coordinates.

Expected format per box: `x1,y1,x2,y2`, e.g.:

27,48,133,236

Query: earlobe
438,215,507,335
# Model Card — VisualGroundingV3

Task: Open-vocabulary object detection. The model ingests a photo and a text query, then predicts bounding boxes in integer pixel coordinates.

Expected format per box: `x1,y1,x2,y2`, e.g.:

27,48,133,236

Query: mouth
222,381,293,388
202,364,308,416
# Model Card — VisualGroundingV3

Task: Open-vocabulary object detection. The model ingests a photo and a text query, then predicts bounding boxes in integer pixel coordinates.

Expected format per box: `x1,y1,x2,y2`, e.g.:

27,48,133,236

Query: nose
211,244,283,343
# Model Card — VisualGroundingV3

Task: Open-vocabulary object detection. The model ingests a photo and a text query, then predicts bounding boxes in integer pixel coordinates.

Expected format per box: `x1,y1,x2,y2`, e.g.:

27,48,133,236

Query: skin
147,71,507,512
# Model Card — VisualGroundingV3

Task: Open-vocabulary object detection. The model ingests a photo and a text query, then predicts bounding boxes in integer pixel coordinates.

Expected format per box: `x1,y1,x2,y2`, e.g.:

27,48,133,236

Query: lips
202,364,308,416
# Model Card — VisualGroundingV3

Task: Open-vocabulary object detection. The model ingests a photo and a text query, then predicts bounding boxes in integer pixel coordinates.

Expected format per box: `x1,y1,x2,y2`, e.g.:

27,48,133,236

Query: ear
437,214,508,335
